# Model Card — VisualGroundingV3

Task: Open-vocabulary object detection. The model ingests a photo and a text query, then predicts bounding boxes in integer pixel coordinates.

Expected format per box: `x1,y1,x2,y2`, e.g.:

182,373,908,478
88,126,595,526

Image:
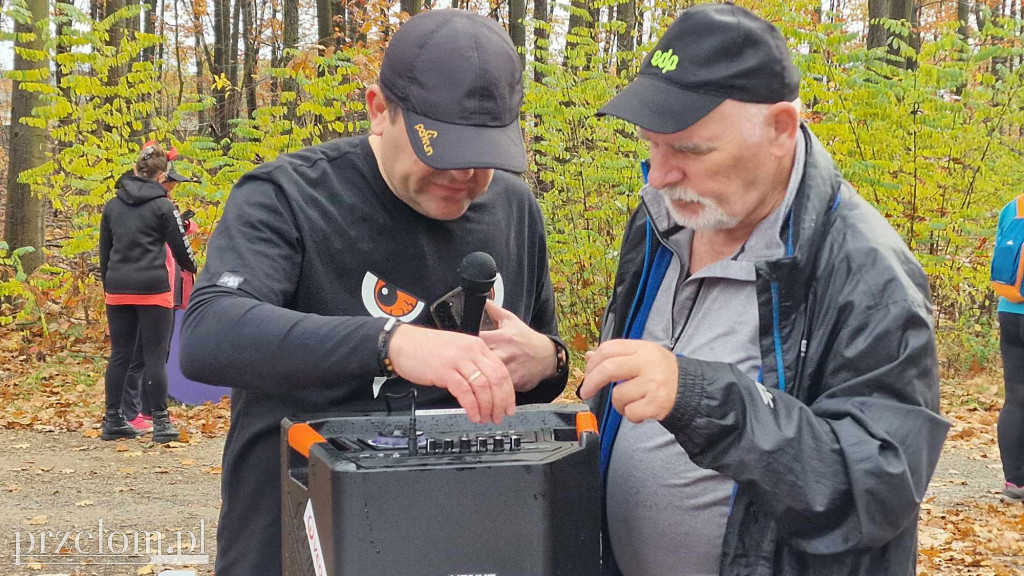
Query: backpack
991,195,1024,303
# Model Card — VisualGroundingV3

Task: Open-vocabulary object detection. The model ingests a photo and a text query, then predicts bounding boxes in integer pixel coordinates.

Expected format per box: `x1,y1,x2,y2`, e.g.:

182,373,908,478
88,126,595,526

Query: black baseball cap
166,160,200,183
379,10,527,173
597,3,800,134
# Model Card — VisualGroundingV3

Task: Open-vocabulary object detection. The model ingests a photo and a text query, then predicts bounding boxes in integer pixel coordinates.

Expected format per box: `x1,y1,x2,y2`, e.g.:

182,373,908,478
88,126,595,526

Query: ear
366,85,389,137
766,102,799,157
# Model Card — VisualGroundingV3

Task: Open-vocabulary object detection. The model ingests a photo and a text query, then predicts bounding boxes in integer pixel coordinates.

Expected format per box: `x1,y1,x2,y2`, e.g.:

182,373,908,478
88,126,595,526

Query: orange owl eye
361,271,426,322
374,279,419,317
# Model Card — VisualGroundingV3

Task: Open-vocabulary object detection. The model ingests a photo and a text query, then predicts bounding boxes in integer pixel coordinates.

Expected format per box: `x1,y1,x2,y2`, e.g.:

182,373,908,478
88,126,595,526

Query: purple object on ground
167,308,231,405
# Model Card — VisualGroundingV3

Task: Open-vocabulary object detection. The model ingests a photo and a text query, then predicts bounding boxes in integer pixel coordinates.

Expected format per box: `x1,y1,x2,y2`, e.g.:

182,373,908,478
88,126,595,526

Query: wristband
377,318,403,378
550,336,569,378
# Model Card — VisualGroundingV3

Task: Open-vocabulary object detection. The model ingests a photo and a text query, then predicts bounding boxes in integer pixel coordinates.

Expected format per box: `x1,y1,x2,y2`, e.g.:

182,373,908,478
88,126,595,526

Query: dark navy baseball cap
598,4,800,134
165,160,200,183
379,10,527,173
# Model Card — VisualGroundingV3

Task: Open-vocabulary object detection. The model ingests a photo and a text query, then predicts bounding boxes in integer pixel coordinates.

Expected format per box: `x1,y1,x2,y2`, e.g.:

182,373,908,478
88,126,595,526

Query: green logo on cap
651,49,679,74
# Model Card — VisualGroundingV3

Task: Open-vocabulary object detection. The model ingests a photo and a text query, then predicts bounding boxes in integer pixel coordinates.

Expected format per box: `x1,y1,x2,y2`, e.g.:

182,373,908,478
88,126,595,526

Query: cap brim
166,169,199,183
402,109,527,174
596,75,726,134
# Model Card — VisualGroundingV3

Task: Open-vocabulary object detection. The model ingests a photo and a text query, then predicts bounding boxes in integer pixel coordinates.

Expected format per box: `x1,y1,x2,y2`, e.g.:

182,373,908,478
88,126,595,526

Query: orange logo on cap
415,124,438,156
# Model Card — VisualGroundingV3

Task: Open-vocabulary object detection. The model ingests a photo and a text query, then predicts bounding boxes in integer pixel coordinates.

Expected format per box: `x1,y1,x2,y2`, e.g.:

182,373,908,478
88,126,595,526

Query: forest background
0,0,1020,573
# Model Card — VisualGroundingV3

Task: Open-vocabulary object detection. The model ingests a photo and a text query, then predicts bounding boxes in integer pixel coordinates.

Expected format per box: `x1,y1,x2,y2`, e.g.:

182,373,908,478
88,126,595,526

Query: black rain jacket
99,172,197,295
593,126,949,576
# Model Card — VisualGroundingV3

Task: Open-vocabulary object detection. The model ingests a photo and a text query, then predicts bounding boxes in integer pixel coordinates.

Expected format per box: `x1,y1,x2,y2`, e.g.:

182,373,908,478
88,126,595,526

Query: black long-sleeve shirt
179,135,566,575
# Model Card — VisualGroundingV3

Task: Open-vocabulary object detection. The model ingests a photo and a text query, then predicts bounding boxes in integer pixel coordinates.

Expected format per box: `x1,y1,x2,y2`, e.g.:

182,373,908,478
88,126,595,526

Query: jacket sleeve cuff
659,356,705,434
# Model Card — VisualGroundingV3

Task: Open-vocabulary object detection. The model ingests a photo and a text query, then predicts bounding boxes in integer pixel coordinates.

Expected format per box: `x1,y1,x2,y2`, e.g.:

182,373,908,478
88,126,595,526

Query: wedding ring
467,370,483,383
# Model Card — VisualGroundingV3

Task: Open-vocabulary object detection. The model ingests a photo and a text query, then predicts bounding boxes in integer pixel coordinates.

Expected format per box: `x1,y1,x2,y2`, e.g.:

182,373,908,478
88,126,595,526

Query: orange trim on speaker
289,423,326,458
576,411,599,440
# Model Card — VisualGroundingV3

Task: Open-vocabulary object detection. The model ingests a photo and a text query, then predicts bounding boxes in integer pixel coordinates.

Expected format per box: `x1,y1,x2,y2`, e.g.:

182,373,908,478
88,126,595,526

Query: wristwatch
377,318,403,378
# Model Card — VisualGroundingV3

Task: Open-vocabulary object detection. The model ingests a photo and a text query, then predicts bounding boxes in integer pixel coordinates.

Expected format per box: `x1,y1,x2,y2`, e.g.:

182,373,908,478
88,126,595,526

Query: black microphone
458,252,497,335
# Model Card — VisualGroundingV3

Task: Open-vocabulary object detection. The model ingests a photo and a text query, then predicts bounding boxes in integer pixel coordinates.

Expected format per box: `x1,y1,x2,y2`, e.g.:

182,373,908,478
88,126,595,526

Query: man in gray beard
579,4,948,576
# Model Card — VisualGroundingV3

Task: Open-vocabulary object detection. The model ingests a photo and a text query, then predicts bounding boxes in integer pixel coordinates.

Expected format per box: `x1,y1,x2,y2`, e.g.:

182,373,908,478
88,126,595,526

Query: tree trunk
907,1,920,70
228,0,242,122
269,0,281,107
195,29,209,135
400,0,420,17
317,0,333,45
532,0,548,83
957,0,970,45
242,0,258,118
212,0,232,140
124,0,140,41
142,0,159,64
867,0,917,68
866,0,891,50
332,0,347,48
4,0,50,275
509,0,526,68
283,0,299,123
55,2,72,115
565,0,590,66
351,0,367,44
104,0,127,134
615,0,635,74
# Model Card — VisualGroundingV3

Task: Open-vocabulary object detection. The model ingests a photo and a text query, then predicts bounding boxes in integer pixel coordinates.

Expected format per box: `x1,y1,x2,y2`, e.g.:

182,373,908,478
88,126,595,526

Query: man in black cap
579,4,947,575
180,10,568,574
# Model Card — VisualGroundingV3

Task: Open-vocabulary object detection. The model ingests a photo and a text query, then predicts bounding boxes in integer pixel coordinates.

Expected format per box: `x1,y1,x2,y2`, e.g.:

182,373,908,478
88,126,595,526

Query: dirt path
0,426,1019,576
1,429,224,576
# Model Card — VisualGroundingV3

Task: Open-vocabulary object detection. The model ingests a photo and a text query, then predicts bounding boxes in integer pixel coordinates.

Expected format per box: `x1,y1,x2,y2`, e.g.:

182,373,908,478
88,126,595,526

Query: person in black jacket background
99,143,197,443
119,147,201,432
580,5,948,575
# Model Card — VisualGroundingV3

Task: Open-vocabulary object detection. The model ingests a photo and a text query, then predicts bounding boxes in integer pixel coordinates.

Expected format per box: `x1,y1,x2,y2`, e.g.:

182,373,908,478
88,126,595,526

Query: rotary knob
442,438,455,453
492,435,505,452
509,434,522,451
425,438,439,454
476,436,488,453
459,435,472,453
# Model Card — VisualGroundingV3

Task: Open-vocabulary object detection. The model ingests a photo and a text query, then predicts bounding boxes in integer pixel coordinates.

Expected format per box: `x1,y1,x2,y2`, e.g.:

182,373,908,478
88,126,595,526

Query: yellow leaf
25,514,47,525
74,500,93,507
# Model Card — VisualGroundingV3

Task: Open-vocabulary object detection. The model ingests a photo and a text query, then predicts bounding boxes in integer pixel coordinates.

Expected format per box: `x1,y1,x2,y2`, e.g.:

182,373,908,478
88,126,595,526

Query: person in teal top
995,197,1024,500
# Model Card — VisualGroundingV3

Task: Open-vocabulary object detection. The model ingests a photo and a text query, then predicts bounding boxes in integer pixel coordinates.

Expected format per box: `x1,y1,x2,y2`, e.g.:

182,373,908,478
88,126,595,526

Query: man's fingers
609,379,646,415
443,373,481,423
477,329,511,360
580,354,639,399
461,363,495,425
476,350,514,419
484,300,515,326
586,339,641,371
622,396,664,424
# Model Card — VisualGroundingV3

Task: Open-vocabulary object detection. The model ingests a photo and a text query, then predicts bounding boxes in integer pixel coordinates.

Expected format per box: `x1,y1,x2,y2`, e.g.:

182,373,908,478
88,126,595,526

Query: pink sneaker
141,414,178,424
129,416,153,431
1004,482,1024,501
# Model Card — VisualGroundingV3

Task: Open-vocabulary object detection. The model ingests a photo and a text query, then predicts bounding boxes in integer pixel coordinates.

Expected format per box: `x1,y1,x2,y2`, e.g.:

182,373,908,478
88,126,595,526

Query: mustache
657,186,710,205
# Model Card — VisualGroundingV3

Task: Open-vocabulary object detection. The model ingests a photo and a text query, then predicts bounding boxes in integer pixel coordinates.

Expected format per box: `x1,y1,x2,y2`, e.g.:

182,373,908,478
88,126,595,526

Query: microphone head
459,252,497,293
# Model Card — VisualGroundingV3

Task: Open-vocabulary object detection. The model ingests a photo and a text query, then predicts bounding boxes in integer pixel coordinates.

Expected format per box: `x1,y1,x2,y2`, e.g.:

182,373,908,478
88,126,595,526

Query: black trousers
998,312,1024,485
105,304,174,415
120,334,151,420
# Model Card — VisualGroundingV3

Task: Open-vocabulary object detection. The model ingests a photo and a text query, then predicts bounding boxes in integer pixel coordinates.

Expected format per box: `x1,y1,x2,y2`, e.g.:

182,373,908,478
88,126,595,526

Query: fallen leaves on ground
0,317,232,441
917,374,1023,575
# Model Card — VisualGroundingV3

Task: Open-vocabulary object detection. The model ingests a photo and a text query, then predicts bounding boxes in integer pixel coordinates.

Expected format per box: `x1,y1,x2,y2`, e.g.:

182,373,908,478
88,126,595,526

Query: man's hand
479,300,556,393
578,339,679,423
387,323,515,424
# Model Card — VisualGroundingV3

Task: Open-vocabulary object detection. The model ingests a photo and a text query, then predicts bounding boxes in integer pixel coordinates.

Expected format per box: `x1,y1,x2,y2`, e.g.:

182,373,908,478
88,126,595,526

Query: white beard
658,185,739,230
